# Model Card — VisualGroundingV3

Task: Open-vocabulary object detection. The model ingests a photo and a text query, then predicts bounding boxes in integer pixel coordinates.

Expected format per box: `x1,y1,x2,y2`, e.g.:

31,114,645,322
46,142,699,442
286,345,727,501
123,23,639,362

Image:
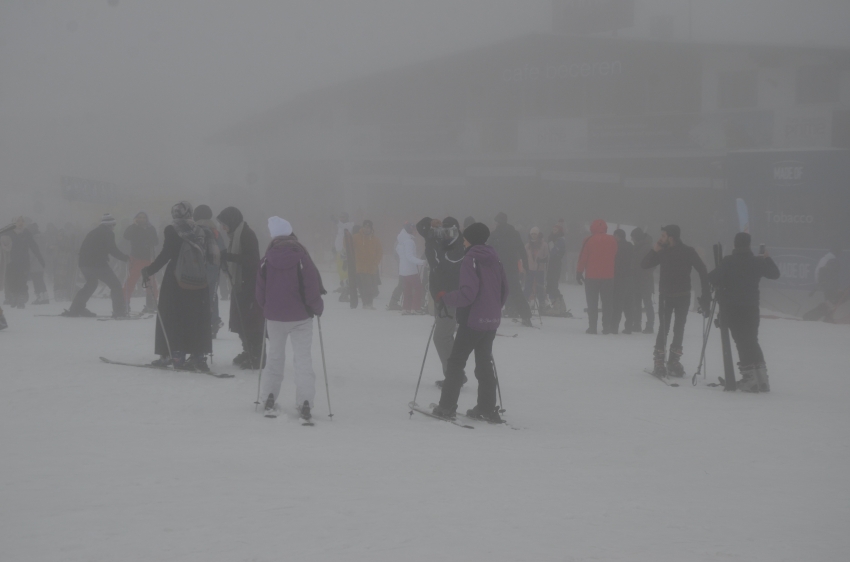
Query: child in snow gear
708,233,780,392
576,219,617,334
122,211,159,313
396,222,425,313
489,212,532,326
630,228,655,333
141,202,213,372
641,225,709,377
217,206,264,369
65,214,129,317
433,222,509,423
256,216,325,417
351,220,382,309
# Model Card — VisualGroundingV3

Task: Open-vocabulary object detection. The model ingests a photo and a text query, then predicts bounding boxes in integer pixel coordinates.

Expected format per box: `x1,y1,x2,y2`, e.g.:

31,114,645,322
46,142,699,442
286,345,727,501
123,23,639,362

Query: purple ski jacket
442,244,508,331
256,236,324,322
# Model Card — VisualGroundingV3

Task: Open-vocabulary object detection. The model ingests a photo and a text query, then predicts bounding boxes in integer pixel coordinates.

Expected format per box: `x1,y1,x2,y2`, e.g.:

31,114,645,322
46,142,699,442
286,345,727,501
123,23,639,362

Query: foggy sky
1,0,848,207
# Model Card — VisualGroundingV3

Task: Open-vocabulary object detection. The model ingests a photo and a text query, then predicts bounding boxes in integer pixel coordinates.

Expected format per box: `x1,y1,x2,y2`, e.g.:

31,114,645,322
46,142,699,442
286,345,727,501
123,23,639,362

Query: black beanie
734,232,751,249
661,224,681,241
442,216,460,230
193,205,213,221
463,222,490,246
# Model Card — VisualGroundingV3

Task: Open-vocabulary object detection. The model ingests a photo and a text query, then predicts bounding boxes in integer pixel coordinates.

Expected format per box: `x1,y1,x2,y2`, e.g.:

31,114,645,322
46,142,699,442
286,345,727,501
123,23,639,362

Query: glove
698,295,712,317
576,271,584,285
435,291,446,302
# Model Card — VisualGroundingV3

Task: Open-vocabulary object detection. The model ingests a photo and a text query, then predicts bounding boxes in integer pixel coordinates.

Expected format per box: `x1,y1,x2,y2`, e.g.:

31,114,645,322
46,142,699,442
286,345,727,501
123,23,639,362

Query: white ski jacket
396,229,425,276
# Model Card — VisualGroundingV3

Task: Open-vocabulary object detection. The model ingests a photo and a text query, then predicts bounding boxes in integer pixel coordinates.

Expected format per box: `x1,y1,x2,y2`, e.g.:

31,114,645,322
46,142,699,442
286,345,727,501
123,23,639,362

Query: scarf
171,201,207,254
226,220,245,292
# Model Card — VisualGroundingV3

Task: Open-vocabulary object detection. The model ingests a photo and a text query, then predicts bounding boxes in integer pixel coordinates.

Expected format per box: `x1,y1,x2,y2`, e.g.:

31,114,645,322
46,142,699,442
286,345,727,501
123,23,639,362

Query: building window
796,66,840,104
718,70,757,109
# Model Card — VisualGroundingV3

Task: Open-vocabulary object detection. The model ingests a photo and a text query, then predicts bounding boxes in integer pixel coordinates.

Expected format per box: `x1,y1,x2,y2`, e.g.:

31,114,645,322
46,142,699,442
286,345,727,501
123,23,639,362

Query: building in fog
209,30,850,282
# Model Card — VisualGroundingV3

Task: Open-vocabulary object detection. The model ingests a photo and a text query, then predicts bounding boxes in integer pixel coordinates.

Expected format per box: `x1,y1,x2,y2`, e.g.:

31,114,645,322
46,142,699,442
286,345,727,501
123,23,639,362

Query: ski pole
317,316,333,418
692,296,717,386
145,275,175,370
254,319,268,410
409,317,437,417
492,356,504,413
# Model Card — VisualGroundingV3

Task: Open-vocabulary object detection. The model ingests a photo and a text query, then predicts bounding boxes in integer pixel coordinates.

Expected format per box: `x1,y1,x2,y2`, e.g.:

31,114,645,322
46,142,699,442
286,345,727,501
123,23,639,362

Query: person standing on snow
352,220,382,310
432,223,508,423
546,220,567,315
256,217,326,420
333,213,355,301
416,216,466,388
708,232,780,392
217,206,264,369
489,212,532,327
630,228,655,333
27,222,50,305
641,224,710,378
122,211,159,313
396,222,425,314
524,226,549,312
193,205,227,338
63,214,128,317
612,228,636,334
2,217,45,308
576,219,617,334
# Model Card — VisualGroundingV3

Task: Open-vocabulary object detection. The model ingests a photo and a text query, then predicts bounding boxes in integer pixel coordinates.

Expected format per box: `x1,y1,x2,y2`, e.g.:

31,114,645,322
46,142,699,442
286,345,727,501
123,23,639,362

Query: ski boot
185,355,210,372
232,351,249,366
299,400,312,421
467,405,502,423
666,346,685,377
150,355,173,368
755,363,770,392
431,404,457,420
737,364,759,392
263,393,277,418
651,347,668,378
435,374,467,388
61,308,97,317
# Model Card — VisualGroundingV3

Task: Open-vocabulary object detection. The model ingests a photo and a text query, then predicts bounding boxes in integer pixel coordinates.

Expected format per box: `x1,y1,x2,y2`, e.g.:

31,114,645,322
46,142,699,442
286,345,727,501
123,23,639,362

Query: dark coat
709,248,780,308
146,225,212,356
416,218,465,298
641,241,709,297
78,224,128,268
8,229,44,268
489,223,527,273
614,238,635,282
123,223,159,261
222,223,264,335
632,234,654,293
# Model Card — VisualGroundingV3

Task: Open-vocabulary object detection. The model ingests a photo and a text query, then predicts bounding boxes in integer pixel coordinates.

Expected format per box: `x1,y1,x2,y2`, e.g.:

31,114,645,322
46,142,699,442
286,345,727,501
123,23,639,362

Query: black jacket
416,217,465,298
632,234,654,293
614,238,635,281
123,223,159,261
489,223,527,273
641,241,708,297
78,224,129,268
709,248,780,308
7,229,44,268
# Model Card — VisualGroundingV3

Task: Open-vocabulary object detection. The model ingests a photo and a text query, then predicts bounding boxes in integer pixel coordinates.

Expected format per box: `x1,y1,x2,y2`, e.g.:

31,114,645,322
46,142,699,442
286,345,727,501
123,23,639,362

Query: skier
352,220,382,309
630,228,655,333
416,216,465,387
141,201,213,371
2,217,45,308
431,222,509,422
524,227,549,312
63,214,128,317
576,219,617,334
546,220,567,315
612,229,636,334
27,222,50,304
256,217,325,419
333,213,354,301
641,225,710,377
193,205,227,337
217,206,264,369
489,212,532,327
396,222,425,314
709,233,780,392
122,211,159,313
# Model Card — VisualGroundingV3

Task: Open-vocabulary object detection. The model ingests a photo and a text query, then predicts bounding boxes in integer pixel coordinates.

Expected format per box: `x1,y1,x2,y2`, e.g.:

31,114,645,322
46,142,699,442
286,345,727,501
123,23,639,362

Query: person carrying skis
431,223,509,423
396,222,426,314
217,206,264,369
546,220,567,315
256,217,325,419
576,219,617,334
709,232,780,392
352,219,382,310
612,228,636,334
416,216,465,387
141,201,214,371
122,211,160,313
641,224,710,377
630,228,655,333
63,214,128,317
489,212,532,327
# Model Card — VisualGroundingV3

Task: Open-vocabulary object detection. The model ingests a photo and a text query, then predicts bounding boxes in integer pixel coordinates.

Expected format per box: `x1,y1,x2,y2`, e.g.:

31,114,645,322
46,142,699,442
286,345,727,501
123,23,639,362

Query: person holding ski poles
431,222,509,423
641,225,710,378
256,217,325,420
708,233,780,392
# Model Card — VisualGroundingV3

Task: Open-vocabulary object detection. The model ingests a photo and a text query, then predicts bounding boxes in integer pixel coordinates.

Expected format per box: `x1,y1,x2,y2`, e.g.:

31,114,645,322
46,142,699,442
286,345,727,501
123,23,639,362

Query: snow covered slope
1,284,848,561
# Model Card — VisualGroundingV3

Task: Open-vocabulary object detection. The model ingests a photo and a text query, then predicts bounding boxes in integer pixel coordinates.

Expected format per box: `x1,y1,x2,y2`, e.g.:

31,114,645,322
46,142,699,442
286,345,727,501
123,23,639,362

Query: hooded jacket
576,220,617,280
442,244,509,331
396,228,424,276
123,222,159,260
256,236,325,322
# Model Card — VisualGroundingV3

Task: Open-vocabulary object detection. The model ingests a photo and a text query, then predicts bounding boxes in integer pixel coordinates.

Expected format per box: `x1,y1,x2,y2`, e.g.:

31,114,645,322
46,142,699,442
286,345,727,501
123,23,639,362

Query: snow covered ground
2,281,849,562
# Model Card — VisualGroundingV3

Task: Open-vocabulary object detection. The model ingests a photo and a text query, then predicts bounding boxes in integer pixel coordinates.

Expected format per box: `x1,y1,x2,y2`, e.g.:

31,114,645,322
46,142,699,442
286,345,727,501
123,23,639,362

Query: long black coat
223,223,264,337
147,225,211,356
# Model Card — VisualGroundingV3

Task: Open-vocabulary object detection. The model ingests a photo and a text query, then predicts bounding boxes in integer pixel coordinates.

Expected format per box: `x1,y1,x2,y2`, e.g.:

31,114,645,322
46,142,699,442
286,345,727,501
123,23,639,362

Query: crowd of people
1,202,794,422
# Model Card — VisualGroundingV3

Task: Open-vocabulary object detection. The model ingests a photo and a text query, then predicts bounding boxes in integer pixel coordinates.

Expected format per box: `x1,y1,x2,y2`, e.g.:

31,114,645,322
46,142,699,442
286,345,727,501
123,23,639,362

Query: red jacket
576,219,617,280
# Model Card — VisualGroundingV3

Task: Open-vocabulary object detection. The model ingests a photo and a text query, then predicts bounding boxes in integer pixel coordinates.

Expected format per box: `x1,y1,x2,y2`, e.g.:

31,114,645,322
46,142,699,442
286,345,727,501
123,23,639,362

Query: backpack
175,239,208,290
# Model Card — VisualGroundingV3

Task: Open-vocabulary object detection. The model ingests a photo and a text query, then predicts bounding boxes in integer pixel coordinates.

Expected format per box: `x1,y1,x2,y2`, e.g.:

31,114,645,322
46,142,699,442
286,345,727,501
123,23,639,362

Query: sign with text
764,247,828,291
61,175,117,203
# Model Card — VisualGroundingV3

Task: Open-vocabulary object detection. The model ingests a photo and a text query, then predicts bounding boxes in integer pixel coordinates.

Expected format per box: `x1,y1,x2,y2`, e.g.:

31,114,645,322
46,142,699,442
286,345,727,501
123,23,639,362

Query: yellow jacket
352,232,382,275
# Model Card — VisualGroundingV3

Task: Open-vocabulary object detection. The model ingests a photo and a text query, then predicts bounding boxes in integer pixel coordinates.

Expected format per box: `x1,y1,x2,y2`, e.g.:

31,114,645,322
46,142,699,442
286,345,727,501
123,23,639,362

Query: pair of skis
409,402,517,430
99,357,233,378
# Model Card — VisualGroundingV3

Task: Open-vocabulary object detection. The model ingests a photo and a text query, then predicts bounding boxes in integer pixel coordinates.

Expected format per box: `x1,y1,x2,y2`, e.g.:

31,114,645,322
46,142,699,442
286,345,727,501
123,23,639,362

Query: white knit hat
268,216,293,238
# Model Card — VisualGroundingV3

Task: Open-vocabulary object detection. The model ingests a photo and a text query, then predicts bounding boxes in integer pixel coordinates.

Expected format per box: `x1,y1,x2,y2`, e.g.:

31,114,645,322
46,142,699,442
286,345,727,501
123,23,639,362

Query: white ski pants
261,318,316,409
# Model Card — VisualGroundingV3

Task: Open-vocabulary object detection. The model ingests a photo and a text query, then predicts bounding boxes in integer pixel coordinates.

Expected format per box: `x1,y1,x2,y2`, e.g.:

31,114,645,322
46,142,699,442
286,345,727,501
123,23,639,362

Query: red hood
590,219,608,235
